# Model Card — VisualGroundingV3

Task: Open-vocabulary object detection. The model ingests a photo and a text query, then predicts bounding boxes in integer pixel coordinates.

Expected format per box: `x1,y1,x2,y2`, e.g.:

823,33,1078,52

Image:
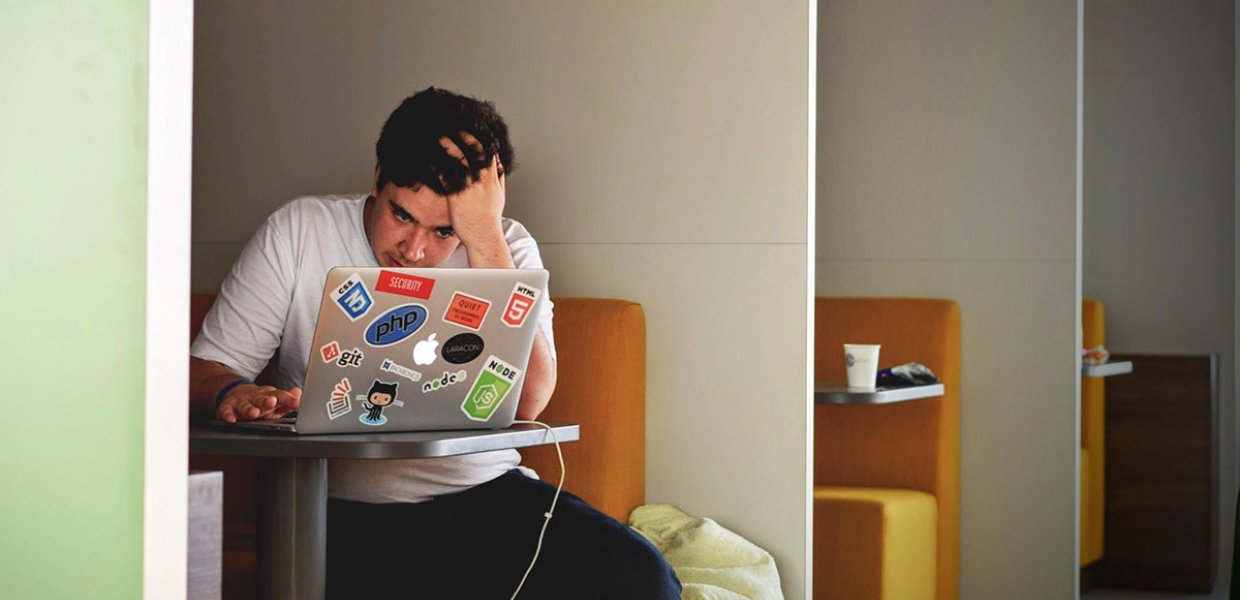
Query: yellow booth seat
1080,299,1105,566
814,297,961,600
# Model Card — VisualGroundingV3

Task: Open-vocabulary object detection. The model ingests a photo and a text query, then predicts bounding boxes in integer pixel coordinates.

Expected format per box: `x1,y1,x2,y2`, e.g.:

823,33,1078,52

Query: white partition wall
817,1,1081,597
193,2,813,597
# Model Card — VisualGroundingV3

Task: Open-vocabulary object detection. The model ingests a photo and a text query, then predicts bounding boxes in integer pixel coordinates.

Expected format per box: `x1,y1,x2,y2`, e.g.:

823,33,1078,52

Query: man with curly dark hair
189,87,681,598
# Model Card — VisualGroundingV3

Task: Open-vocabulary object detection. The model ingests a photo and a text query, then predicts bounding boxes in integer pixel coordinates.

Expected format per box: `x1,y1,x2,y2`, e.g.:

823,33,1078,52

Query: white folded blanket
629,504,784,600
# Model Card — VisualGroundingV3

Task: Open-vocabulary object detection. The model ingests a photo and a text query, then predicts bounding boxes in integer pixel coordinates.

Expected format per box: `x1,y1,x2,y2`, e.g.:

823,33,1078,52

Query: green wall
0,1,148,598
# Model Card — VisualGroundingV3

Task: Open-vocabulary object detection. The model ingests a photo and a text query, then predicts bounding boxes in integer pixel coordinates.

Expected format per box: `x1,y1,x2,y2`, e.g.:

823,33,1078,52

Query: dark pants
326,470,682,599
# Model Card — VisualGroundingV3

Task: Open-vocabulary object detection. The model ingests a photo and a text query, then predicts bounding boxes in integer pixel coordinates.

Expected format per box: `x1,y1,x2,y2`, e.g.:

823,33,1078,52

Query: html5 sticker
442,292,491,331
375,270,436,300
502,282,541,328
330,272,374,322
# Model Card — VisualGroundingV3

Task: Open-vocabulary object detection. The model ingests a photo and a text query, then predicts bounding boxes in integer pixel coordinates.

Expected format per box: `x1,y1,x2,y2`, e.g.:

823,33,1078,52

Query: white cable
509,420,565,600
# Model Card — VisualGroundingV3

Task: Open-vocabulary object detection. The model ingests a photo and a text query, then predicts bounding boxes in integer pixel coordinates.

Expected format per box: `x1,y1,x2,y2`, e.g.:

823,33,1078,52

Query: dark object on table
876,362,940,387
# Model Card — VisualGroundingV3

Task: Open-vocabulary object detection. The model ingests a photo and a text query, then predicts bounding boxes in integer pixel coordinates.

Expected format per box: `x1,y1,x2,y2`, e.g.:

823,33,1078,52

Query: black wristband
214,378,253,408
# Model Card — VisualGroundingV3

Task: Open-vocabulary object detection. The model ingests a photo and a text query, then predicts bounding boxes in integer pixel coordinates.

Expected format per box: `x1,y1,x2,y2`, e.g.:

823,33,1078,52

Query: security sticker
336,347,364,368
421,369,468,394
320,341,342,363
375,270,436,299
330,272,374,322
326,377,352,420
461,355,521,422
358,379,403,427
380,358,422,383
501,283,540,328
364,303,428,347
441,333,485,365
442,292,491,331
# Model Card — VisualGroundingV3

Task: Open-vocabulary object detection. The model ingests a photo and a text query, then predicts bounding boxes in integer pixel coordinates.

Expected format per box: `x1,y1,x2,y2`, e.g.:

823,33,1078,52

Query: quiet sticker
326,377,352,420
461,355,521,422
442,292,491,331
501,282,540,328
375,270,436,300
330,272,373,321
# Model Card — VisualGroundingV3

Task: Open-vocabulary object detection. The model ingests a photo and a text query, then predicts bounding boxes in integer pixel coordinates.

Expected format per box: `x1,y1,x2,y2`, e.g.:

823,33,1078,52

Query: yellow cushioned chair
1081,299,1105,566
814,297,961,600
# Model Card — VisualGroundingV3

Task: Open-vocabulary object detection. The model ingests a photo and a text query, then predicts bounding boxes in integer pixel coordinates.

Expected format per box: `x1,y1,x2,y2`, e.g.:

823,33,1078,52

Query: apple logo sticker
412,333,439,366
442,333,485,364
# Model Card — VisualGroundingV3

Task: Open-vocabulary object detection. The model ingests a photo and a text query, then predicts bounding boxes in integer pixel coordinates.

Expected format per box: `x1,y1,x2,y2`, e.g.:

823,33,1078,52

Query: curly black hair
374,87,516,196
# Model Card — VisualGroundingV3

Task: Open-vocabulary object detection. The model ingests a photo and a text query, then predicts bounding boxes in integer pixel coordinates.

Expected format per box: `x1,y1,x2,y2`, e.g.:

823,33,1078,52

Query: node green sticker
461,355,521,421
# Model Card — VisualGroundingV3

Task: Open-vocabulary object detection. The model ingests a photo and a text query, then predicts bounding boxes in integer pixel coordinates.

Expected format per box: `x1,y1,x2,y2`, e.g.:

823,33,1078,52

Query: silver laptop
218,267,549,434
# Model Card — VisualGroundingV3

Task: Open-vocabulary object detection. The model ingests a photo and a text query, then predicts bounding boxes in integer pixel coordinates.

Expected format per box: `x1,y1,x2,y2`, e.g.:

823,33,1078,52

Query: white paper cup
844,344,881,390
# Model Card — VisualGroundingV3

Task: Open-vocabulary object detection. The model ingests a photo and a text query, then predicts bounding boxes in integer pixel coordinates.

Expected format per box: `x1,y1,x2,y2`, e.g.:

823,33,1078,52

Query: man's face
364,176,460,268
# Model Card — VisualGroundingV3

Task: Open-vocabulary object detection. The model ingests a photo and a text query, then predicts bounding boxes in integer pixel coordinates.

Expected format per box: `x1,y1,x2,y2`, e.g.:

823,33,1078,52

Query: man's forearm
189,357,245,422
516,330,556,421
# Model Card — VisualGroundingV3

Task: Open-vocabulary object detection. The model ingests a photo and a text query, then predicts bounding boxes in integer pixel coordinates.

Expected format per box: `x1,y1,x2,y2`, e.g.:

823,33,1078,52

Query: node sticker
364,303,428,347
336,347,364,368
501,282,540,328
461,355,521,422
326,377,352,420
421,369,468,394
441,333,485,365
330,272,373,322
358,379,403,427
320,341,342,363
380,358,422,383
442,292,491,331
375,270,436,300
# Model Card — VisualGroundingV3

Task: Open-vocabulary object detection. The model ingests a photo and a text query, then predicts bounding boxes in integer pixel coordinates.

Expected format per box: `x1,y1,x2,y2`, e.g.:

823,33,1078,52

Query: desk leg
257,457,327,600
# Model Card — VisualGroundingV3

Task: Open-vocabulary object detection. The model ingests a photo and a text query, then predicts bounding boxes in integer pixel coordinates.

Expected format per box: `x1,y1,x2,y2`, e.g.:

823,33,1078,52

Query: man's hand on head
439,135,515,269
217,384,303,423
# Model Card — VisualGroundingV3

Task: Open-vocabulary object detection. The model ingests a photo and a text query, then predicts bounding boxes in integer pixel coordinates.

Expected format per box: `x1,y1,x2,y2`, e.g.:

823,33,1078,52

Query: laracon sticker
375,270,436,300
330,272,373,321
380,358,422,383
320,341,342,363
461,355,521,422
336,347,364,368
502,282,540,328
358,379,403,427
441,333,484,365
442,292,491,331
364,303,428,347
326,377,352,420
421,369,468,394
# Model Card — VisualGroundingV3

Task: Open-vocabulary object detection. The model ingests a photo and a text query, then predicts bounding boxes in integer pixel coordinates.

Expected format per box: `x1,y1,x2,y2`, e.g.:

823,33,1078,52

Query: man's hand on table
217,383,302,423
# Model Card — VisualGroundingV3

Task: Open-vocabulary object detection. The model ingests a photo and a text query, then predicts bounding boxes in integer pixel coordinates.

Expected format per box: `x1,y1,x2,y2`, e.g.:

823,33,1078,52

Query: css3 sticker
461,355,521,422
502,283,540,328
330,273,373,322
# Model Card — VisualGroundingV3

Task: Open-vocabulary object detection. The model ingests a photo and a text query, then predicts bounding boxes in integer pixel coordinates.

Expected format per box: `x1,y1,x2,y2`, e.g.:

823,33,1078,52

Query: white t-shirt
191,194,555,503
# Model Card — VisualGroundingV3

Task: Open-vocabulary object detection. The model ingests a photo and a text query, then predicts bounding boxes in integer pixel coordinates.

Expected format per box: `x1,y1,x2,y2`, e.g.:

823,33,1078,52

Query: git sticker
320,341,342,363
461,355,521,422
336,347,364,368
502,282,540,328
442,292,491,331
326,377,352,420
330,272,373,321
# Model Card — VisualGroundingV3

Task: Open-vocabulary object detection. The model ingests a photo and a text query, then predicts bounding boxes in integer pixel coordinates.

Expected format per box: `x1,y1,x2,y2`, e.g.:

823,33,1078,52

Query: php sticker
502,283,540,328
380,358,422,383
358,379,403,427
326,377,352,420
336,347,364,368
330,272,373,321
320,341,342,363
441,333,484,365
461,355,521,422
375,270,436,300
364,303,428,347
442,292,491,331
